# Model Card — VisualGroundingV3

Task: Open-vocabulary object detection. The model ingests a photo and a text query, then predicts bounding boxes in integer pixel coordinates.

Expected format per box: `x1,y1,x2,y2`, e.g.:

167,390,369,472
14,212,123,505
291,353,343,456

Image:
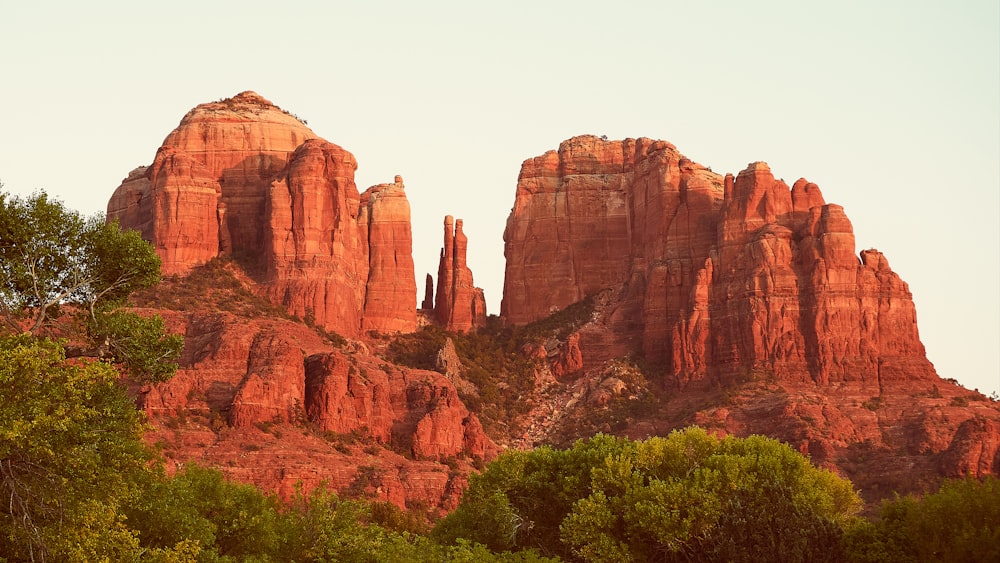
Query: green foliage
387,324,448,371
843,476,1000,562
0,191,159,330
127,463,283,561
435,428,862,562
433,434,632,558
516,295,596,342
0,335,150,561
89,309,183,384
140,257,286,318
0,189,181,382
124,464,555,562
563,430,860,562
0,190,89,331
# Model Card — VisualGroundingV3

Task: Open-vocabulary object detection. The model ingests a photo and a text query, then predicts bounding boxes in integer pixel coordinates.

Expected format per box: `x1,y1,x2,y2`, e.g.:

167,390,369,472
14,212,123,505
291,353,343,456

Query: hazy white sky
1,1,997,395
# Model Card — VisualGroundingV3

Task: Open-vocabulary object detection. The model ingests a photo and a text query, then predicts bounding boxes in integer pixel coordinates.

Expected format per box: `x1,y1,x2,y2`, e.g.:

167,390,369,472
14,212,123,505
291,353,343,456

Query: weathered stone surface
502,135,1000,496
108,91,318,275
230,330,307,428
136,302,493,509
502,135,936,387
502,136,636,324
421,274,434,310
109,92,417,337
361,175,417,333
434,216,487,332
304,347,494,460
262,138,369,336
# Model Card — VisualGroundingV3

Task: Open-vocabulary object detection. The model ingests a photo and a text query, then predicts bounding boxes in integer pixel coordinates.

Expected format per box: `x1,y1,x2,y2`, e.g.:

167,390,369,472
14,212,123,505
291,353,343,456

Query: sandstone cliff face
304,347,495,460
503,135,999,494
138,299,495,509
502,135,936,387
361,176,418,333
433,216,487,333
108,92,318,274
108,92,416,337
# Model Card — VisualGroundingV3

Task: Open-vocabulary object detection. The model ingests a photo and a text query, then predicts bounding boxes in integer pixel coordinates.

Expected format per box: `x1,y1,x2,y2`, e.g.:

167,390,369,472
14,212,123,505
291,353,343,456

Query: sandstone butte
108,92,495,510
109,91,422,338
503,135,999,493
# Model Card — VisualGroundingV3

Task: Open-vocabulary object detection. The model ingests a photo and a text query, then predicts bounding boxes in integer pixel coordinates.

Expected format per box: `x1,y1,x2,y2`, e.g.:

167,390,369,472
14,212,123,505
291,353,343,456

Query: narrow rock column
421,274,434,310
434,215,486,332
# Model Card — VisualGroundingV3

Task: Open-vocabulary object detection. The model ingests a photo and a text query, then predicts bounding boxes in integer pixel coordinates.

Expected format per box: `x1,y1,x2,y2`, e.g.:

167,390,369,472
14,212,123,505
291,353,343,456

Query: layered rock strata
140,307,496,506
108,92,416,337
502,135,936,387
433,216,487,332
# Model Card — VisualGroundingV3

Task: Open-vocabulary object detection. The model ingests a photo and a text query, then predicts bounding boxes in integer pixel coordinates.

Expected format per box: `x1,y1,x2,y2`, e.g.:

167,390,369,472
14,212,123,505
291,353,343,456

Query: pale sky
1,1,997,395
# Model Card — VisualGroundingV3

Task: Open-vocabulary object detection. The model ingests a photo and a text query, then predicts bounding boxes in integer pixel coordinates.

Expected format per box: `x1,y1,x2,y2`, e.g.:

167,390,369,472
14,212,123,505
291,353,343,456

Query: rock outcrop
502,135,999,496
108,92,416,337
107,91,318,273
304,347,495,460
433,216,487,333
502,135,936,387
138,291,495,508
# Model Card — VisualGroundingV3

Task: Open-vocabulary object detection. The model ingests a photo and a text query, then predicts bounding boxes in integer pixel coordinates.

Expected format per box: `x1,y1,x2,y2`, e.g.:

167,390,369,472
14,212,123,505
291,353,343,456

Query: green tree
844,476,1000,562
0,335,149,561
0,189,181,383
272,484,560,562
126,463,283,561
436,429,862,562
560,430,860,562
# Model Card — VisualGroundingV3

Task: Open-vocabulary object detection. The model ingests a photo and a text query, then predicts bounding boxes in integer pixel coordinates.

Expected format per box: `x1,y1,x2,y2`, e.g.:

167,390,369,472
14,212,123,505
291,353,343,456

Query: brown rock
108,91,318,275
109,92,418,338
263,138,369,336
940,416,1000,477
433,216,487,332
360,176,417,333
501,135,936,386
550,332,584,379
502,135,1000,498
230,330,307,427
303,347,495,460
303,351,396,443
411,385,488,460
136,302,493,509
421,274,434,310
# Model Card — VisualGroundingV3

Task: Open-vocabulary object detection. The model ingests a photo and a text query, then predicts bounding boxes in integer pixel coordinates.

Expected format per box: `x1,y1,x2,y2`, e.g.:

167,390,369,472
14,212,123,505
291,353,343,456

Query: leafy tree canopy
0,335,150,561
0,188,180,383
434,428,862,562
843,475,1000,563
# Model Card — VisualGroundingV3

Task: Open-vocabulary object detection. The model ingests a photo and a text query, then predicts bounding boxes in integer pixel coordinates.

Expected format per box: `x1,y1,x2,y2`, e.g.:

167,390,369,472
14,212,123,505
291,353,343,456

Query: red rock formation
361,176,417,333
502,137,636,324
434,216,487,332
137,299,494,508
108,91,318,275
502,136,1000,496
108,92,417,337
502,135,936,387
304,348,494,460
421,274,434,310
262,139,369,335
551,332,584,379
